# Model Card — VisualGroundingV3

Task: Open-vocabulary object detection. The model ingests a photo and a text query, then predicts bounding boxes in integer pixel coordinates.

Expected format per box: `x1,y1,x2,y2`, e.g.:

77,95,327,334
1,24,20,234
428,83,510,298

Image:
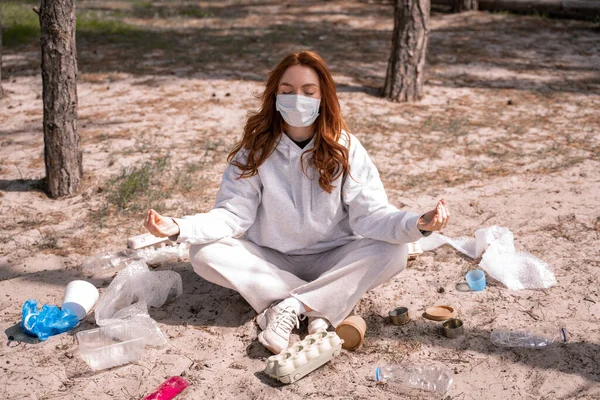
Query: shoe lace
272,308,299,336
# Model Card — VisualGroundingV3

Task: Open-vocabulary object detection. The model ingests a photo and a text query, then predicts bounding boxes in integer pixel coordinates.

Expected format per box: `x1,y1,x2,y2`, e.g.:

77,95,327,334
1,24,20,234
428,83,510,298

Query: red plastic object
142,376,189,400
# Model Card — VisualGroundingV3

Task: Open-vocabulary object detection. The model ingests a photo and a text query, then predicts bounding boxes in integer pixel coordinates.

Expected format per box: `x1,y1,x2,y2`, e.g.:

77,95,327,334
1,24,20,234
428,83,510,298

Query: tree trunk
39,0,82,198
454,0,478,12
1,10,4,98
383,0,431,103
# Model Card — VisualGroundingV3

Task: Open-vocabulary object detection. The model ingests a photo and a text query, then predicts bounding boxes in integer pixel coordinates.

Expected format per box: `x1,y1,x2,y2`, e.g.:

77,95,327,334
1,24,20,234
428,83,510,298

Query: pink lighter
142,376,189,400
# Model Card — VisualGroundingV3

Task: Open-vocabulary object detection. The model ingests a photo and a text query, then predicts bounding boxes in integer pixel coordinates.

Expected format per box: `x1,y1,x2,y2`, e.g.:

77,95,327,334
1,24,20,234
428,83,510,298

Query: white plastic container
76,322,147,370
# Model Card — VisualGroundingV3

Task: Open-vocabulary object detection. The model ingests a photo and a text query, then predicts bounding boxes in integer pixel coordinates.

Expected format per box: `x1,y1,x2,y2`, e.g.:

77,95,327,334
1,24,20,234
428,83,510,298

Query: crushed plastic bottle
80,244,189,275
375,364,453,394
80,249,140,272
490,327,567,348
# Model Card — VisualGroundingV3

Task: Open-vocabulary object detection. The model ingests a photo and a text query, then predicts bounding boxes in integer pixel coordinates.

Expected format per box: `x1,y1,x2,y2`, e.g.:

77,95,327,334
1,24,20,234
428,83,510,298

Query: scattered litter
375,363,453,394
21,300,79,341
265,330,343,384
419,225,557,290
77,321,148,370
94,259,183,347
465,269,486,291
80,233,189,276
61,280,99,320
424,305,456,321
142,376,189,400
490,327,567,348
74,259,183,370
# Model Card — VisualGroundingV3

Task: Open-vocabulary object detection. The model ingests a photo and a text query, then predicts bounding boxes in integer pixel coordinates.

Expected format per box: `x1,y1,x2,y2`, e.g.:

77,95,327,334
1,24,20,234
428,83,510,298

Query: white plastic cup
61,280,99,320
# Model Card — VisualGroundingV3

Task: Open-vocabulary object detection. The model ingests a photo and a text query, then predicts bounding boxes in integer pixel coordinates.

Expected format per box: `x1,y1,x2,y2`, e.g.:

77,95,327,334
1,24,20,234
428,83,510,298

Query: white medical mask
275,94,321,127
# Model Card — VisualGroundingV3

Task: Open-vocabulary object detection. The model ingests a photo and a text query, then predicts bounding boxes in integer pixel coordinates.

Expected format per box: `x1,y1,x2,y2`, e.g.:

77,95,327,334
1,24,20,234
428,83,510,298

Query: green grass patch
1,2,140,47
108,155,169,211
77,11,139,36
105,155,206,217
1,1,40,47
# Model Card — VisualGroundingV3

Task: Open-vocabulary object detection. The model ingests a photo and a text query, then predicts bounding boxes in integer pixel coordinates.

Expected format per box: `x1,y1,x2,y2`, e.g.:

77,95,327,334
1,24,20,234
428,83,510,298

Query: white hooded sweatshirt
173,131,427,255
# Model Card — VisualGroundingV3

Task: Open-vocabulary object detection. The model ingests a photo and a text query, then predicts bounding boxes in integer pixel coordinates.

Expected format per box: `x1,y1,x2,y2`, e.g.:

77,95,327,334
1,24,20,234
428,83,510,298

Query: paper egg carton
265,330,344,384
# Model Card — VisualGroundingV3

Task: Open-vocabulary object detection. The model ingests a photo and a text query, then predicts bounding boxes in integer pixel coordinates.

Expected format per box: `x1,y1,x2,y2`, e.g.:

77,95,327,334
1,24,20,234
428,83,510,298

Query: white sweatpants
190,236,408,327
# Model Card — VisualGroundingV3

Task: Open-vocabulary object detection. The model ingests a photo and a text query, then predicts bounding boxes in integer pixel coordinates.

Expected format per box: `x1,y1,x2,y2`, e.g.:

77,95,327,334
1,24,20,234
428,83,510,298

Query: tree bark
39,0,82,197
454,0,478,12
1,10,4,98
383,0,431,103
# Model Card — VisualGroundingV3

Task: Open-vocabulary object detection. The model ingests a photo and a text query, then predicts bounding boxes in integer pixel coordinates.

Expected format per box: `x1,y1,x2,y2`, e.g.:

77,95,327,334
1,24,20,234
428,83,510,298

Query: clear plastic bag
419,225,556,290
94,260,183,346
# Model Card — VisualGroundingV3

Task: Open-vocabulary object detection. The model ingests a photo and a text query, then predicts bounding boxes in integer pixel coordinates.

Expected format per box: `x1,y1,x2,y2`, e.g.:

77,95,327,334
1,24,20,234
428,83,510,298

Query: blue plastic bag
21,299,79,341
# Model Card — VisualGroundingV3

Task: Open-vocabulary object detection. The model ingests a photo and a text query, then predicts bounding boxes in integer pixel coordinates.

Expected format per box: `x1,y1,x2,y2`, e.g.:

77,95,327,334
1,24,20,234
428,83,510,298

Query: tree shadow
0,259,254,329
143,261,257,328
0,179,46,193
366,315,600,382
3,3,598,96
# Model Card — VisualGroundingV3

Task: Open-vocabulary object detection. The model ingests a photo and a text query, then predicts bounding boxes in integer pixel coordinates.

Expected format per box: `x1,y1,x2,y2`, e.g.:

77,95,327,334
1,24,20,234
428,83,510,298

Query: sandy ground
1,1,599,399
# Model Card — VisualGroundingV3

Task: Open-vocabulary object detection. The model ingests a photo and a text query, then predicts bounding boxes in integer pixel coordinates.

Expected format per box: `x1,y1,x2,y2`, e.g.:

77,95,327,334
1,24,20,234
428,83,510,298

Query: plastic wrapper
21,300,79,341
419,225,556,290
94,260,183,346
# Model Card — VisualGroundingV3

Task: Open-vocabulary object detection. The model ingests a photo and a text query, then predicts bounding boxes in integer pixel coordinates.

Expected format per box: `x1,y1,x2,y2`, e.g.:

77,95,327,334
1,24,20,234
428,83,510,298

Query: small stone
437,287,445,293
507,99,513,105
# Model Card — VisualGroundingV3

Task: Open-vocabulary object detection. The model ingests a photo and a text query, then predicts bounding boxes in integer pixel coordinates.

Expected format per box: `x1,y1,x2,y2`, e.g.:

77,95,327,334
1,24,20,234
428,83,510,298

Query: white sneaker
307,317,329,334
257,303,300,354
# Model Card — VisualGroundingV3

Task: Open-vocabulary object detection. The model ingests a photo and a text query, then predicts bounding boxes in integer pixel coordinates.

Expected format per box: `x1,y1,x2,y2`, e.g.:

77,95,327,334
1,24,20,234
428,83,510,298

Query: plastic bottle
80,244,189,274
80,249,140,272
375,364,453,394
490,327,567,348
142,376,189,400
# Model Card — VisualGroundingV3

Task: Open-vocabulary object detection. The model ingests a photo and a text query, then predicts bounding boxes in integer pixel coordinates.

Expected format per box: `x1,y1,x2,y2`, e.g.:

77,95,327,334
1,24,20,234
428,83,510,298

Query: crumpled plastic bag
21,300,79,341
94,259,183,346
419,225,557,290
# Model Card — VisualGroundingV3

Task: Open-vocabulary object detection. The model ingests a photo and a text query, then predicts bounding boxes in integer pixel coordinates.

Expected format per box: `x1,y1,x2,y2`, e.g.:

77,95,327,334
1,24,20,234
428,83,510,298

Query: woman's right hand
144,209,180,238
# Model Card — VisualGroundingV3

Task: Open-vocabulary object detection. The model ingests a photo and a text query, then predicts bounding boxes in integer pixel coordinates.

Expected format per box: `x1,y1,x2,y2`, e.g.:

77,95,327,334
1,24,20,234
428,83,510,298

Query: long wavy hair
227,50,350,193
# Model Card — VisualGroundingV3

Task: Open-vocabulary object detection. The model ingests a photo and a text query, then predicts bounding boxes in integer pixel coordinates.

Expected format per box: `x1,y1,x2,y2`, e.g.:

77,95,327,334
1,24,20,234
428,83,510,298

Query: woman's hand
417,199,450,232
144,209,180,238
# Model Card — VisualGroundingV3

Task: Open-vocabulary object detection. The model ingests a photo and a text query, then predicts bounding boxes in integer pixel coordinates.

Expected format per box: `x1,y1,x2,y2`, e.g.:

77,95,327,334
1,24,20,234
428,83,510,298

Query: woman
144,50,450,354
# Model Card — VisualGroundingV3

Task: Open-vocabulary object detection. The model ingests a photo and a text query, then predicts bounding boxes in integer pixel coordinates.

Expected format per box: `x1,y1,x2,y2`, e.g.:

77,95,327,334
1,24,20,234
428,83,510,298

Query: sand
1,1,599,399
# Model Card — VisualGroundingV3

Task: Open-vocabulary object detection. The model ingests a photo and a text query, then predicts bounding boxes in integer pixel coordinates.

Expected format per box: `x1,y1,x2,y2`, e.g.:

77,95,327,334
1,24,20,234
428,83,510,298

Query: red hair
227,50,350,193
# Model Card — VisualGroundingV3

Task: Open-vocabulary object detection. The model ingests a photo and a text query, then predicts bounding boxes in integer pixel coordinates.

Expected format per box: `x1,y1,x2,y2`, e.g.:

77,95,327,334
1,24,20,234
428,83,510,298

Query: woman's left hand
417,199,450,232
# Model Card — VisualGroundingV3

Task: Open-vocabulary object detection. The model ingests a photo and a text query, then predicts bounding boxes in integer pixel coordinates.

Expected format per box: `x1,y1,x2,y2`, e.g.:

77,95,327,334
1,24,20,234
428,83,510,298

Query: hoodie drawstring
289,145,298,209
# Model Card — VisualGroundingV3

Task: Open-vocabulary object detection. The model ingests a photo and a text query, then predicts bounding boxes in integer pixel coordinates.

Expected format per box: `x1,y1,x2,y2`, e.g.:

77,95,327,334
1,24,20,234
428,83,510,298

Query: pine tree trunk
0,11,4,98
454,0,478,12
39,0,82,197
383,0,431,103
